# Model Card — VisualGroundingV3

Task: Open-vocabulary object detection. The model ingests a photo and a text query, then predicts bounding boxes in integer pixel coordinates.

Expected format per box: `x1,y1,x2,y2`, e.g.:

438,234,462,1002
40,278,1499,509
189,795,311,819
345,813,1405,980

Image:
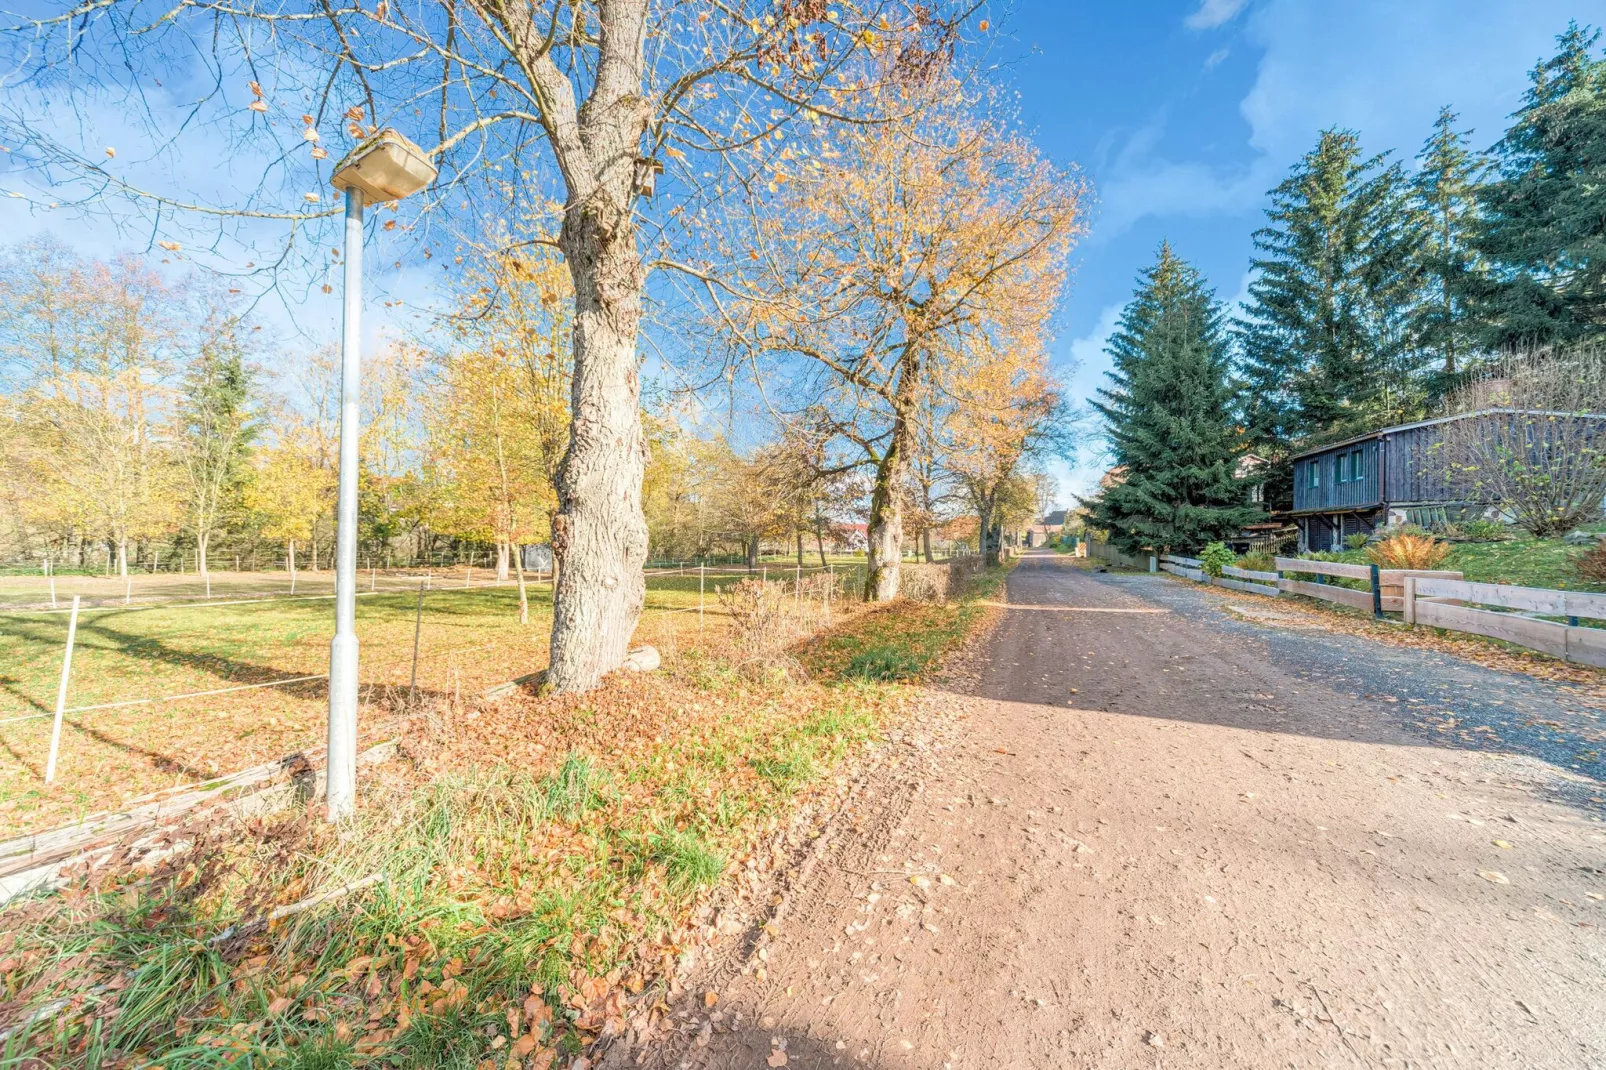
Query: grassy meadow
0,567,855,837
0,563,1004,1069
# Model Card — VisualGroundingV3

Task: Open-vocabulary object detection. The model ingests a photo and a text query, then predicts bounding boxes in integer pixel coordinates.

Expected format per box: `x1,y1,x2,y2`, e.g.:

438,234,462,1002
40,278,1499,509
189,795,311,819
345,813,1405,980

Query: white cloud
1089,0,1580,244
1053,302,1124,500
1186,0,1250,31
1204,47,1231,71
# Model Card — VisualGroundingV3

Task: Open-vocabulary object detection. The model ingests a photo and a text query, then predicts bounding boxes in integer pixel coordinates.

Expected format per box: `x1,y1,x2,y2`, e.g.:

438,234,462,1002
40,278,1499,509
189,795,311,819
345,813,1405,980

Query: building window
1350,449,1364,481
1305,463,1319,490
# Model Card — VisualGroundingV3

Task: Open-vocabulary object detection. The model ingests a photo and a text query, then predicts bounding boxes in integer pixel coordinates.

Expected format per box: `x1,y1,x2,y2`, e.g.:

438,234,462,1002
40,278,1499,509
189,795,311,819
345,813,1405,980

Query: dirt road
627,552,1606,1069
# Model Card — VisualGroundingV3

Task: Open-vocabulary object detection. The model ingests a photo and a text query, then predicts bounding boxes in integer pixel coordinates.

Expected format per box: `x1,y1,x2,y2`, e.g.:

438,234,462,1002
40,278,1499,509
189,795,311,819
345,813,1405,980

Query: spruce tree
1235,128,1426,452
1473,21,1606,348
1411,107,1484,379
1090,245,1260,555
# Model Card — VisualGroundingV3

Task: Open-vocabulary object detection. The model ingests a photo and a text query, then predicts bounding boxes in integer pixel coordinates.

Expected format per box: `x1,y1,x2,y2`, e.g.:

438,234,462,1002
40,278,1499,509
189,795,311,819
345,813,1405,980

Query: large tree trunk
864,435,909,601
795,530,805,569
496,541,510,582
746,534,759,573
546,195,649,693
196,531,209,579
815,521,828,568
116,537,128,579
923,527,933,564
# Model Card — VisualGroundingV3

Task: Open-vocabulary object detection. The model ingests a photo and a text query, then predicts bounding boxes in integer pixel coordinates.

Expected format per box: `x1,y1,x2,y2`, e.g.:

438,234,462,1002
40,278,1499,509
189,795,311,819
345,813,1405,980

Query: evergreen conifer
1090,245,1260,554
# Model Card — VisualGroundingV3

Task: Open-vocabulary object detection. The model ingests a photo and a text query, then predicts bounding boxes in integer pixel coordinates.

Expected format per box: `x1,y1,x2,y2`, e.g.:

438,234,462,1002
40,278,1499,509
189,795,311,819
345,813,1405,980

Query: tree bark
746,534,759,573
815,521,828,568
923,526,933,564
864,433,908,601
196,531,209,580
546,191,649,693
796,530,805,569
496,541,510,582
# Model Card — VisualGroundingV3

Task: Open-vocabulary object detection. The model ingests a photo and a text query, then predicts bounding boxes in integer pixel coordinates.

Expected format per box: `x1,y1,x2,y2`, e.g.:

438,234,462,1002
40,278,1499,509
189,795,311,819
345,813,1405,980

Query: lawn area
0,566,1006,1068
1284,534,1602,592
1443,535,1603,591
0,572,757,837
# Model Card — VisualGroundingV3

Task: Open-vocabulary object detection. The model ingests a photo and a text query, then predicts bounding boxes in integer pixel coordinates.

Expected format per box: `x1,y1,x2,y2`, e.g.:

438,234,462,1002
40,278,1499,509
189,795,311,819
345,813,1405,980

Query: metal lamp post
325,129,437,822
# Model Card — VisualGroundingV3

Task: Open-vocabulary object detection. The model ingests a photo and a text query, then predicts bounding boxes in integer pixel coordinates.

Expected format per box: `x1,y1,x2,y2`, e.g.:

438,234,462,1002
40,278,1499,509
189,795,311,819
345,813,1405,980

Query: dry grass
1365,533,1452,571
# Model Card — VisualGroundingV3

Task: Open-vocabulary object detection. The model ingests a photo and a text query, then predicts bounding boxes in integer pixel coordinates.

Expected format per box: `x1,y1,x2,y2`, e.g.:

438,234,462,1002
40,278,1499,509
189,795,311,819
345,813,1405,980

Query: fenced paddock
0,563,891,838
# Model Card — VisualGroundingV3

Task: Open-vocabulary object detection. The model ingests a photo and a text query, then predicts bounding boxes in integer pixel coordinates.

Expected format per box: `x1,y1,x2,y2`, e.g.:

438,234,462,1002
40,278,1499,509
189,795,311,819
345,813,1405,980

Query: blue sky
1,0,1590,512
1007,0,1585,506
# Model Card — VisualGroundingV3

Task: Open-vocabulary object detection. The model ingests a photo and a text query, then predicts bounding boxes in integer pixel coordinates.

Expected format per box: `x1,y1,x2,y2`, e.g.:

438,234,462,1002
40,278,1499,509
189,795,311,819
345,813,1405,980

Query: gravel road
622,551,1606,1070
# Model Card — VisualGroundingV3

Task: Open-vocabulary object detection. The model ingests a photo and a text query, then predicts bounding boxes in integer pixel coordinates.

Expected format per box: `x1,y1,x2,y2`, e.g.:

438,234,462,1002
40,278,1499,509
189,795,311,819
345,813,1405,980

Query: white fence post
1403,575,1417,626
44,596,81,784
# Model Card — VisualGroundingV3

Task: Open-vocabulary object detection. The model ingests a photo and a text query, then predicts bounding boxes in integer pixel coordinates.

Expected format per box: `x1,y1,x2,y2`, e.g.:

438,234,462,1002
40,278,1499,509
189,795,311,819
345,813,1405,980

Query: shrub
1238,550,1275,572
1344,533,1370,550
1577,540,1606,583
1364,533,1451,570
1458,518,1511,542
1199,542,1236,578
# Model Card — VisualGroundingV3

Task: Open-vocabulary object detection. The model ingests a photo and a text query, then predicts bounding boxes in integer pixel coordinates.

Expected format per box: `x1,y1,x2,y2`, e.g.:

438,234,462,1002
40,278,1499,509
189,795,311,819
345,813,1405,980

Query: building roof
1288,408,1606,462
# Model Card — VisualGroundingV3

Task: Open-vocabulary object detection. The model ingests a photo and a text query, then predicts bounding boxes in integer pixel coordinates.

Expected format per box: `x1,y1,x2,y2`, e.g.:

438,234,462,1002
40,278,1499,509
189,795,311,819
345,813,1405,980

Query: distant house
1287,408,1606,551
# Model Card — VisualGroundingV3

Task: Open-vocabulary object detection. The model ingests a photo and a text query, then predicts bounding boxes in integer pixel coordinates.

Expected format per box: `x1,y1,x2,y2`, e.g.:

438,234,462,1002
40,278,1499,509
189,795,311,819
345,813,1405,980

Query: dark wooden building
1287,408,1600,551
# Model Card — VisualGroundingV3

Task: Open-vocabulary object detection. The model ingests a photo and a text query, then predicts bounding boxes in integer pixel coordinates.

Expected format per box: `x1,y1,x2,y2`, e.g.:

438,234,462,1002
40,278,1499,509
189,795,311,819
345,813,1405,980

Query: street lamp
325,129,436,822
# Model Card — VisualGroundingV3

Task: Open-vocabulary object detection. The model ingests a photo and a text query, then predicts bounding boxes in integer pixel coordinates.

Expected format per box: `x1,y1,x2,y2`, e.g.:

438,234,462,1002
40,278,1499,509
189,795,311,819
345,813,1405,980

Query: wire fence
0,557,959,826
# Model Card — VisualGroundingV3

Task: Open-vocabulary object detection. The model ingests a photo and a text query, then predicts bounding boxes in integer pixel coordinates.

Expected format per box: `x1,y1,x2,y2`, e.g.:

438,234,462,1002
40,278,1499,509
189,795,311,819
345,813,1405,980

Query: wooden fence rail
1160,555,1280,598
1405,576,1606,668
1274,557,1379,613
1154,550,1603,668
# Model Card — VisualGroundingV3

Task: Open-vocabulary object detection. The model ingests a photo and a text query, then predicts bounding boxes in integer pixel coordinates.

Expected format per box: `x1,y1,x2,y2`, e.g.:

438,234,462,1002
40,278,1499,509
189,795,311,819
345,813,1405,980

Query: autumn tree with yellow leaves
708,78,1087,599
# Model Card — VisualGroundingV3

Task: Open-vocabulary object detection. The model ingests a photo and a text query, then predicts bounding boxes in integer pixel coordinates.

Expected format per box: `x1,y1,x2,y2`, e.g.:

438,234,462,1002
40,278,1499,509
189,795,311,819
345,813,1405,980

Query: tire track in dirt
614,552,1606,1070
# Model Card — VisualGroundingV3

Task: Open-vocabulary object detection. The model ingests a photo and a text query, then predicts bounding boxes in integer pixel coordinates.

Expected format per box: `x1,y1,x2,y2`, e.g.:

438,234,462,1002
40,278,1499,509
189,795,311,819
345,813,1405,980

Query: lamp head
331,129,437,203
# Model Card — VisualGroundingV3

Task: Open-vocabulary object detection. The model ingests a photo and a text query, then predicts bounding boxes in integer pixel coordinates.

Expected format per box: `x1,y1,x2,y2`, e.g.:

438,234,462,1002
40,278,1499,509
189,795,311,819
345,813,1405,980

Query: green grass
804,562,1009,683
1443,535,1602,591
1292,535,1602,592
0,573,719,836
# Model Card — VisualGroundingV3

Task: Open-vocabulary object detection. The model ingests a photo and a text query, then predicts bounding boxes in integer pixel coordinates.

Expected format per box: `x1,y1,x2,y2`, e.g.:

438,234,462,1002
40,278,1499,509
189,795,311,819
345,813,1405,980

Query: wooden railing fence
1405,577,1606,668
1154,551,1606,669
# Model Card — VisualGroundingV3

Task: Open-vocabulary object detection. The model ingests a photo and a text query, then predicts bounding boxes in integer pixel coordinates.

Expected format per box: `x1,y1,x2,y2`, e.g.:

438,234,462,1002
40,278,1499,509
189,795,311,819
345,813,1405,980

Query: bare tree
2,0,974,691
1437,348,1606,536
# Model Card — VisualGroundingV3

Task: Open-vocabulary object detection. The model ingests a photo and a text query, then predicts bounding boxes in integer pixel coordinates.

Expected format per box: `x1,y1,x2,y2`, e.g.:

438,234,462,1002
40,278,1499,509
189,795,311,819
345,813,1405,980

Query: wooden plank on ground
1275,557,1373,581
1278,578,1374,611
1417,600,1569,657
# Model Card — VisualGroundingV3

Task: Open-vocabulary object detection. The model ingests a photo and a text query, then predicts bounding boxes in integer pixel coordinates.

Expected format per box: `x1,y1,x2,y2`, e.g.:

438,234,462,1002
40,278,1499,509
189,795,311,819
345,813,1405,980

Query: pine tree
1411,107,1484,378
1235,129,1427,450
1473,21,1606,348
1090,245,1260,555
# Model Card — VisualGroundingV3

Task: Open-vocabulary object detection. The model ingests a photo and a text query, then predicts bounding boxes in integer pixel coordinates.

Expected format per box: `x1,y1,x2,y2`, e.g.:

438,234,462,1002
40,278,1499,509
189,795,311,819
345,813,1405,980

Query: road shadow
935,553,1604,805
